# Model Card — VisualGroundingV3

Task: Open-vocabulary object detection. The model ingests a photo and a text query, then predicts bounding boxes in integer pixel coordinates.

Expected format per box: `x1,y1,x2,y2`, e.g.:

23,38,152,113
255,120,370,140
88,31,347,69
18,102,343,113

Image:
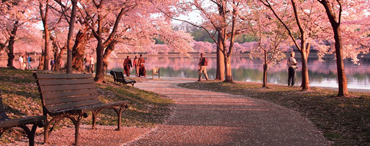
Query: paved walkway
124,78,330,146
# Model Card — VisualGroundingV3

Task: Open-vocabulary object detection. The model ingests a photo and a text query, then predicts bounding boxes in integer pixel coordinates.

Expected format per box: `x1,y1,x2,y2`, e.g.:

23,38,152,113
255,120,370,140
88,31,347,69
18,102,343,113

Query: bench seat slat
39,84,96,92
34,73,93,79
38,79,94,86
47,99,102,113
48,101,129,116
0,116,46,129
41,89,98,100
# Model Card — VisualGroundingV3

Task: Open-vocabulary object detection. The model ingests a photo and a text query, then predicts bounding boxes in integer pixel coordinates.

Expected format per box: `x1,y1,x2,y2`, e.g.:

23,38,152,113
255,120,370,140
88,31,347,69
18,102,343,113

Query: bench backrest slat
34,73,102,114
38,78,94,86
47,99,102,113
45,94,100,105
115,71,124,80
0,96,9,120
39,84,96,92
41,88,98,100
35,73,93,79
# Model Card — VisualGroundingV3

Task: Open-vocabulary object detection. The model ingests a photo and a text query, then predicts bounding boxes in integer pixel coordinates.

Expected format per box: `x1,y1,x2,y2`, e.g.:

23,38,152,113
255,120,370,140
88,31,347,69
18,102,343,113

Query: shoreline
156,76,370,93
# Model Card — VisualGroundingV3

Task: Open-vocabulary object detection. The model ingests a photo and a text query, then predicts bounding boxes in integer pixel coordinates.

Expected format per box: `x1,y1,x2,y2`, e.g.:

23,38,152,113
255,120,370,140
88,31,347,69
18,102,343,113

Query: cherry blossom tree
259,0,327,91
192,41,214,53
317,0,370,96
249,2,289,88
158,0,254,82
75,0,193,82
38,0,53,70
0,0,38,69
50,32,67,71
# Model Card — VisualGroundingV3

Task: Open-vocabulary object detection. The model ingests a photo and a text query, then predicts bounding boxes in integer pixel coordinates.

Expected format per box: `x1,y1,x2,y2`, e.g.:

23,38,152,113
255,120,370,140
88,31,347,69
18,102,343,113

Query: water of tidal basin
109,54,370,90
2,54,369,90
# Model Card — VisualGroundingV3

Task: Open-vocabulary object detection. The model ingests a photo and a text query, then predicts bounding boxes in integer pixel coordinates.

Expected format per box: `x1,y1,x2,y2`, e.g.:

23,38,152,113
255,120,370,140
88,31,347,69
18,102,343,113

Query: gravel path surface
124,78,330,146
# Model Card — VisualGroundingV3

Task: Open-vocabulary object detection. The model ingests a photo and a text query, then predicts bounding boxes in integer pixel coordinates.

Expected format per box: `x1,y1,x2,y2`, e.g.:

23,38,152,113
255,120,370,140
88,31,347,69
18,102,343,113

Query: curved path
124,78,330,146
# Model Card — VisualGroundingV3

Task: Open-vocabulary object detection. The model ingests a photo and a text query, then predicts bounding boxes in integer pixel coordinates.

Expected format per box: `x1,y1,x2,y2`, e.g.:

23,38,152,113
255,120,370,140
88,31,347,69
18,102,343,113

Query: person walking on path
89,55,95,73
138,54,146,77
18,55,24,70
50,57,55,71
287,51,298,86
133,56,139,76
198,53,209,81
123,56,132,76
26,54,32,70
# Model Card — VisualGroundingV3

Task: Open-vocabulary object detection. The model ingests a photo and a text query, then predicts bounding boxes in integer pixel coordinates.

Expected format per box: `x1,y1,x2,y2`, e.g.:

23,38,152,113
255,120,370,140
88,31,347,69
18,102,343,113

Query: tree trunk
43,28,50,70
55,46,66,71
224,56,233,82
300,49,310,91
72,29,89,72
216,34,225,80
38,51,45,70
6,22,18,69
94,38,105,82
94,13,105,83
262,50,268,87
103,40,117,73
66,0,77,74
39,0,50,71
333,25,348,96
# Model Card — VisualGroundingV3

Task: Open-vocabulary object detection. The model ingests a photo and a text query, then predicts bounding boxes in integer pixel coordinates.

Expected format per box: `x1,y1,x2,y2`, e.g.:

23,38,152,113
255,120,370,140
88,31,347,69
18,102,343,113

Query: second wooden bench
33,73,129,145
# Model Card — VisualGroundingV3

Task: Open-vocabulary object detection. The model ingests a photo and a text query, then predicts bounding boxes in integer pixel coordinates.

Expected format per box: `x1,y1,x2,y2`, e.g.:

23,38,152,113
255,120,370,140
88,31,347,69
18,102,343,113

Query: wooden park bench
110,71,136,86
0,92,46,146
33,73,129,145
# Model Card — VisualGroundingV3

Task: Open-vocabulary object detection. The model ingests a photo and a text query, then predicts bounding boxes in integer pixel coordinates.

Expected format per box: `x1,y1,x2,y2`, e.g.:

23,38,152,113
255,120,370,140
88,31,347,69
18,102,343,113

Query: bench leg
74,118,81,145
44,117,63,144
113,106,125,131
92,109,103,130
19,123,38,146
28,123,39,146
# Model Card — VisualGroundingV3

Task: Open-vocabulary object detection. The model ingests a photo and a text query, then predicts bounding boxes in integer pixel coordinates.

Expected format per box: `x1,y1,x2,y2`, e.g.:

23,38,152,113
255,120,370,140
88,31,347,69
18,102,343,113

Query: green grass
178,81,370,146
0,68,173,144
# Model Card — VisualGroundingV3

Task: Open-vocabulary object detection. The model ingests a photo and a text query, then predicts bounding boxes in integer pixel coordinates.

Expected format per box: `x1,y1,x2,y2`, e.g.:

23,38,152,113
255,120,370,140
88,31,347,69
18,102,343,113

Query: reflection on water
1,54,369,89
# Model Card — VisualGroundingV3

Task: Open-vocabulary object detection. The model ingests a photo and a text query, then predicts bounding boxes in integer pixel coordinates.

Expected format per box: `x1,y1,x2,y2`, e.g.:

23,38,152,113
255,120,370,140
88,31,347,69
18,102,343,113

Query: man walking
27,54,32,70
123,56,132,76
287,51,298,86
89,55,95,73
198,53,209,81
18,55,24,70
138,54,146,77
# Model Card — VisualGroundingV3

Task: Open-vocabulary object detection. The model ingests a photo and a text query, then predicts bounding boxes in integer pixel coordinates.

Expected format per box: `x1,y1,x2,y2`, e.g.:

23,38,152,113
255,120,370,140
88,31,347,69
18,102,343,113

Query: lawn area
178,80,370,146
0,68,173,144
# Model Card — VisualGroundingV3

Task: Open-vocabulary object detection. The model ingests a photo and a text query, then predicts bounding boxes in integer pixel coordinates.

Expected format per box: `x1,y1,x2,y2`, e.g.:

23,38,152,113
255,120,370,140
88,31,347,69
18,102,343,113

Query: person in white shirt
90,55,95,73
18,55,24,70
287,51,298,86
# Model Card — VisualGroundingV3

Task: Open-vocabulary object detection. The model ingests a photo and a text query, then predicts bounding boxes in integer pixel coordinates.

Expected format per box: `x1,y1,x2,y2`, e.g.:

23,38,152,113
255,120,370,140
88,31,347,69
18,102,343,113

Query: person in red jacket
138,54,146,77
123,56,132,76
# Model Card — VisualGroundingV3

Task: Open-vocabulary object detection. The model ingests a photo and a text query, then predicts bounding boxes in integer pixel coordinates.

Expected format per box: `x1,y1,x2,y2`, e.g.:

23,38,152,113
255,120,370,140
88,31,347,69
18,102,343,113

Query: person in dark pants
198,53,209,81
287,52,297,86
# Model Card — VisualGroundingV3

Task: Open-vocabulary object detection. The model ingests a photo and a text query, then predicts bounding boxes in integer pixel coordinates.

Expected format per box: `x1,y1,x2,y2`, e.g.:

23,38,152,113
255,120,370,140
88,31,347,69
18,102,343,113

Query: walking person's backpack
202,58,208,66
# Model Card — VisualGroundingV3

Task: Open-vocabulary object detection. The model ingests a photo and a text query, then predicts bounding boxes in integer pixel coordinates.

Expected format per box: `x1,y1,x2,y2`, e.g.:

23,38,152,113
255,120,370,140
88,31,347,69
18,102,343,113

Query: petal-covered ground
8,77,330,146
